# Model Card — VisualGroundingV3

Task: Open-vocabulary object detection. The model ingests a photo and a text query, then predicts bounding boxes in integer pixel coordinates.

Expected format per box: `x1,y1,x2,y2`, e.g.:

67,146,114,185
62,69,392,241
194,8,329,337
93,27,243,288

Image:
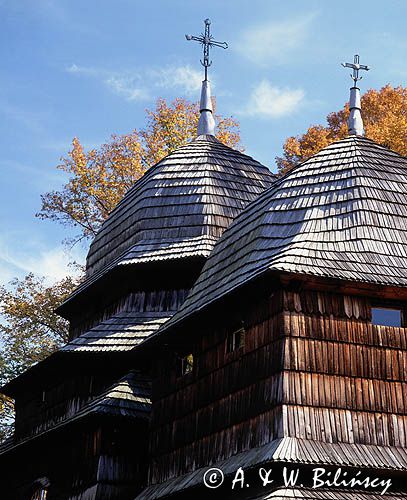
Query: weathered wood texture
166,136,407,331
250,488,406,500
64,289,188,352
1,419,148,500
61,135,274,311
86,135,273,277
13,370,150,441
147,289,407,486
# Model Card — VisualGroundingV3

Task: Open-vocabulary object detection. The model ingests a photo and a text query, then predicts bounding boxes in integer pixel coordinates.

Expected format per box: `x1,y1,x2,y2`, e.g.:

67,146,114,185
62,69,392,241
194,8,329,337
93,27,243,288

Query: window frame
30,477,50,500
226,327,246,354
370,300,406,327
176,353,194,378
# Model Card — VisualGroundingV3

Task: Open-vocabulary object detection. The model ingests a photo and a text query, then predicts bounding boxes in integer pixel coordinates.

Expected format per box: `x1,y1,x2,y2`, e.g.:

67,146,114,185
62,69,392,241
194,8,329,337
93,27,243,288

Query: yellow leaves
277,126,334,176
37,97,241,243
363,85,407,154
0,273,82,439
277,84,407,175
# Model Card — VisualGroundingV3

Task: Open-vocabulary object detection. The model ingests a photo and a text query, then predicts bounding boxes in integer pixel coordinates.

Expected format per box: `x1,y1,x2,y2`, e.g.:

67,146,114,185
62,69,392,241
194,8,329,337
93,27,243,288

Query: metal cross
341,54,370,85
185,18,228,81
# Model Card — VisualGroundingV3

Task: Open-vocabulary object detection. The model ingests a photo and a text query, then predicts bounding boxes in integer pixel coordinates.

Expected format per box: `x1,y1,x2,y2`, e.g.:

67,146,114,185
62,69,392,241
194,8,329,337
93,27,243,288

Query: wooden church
1,19,406,500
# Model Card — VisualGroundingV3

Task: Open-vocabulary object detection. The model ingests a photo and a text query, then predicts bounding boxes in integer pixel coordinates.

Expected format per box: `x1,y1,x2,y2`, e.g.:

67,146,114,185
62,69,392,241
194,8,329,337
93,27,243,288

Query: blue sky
0,0,406,285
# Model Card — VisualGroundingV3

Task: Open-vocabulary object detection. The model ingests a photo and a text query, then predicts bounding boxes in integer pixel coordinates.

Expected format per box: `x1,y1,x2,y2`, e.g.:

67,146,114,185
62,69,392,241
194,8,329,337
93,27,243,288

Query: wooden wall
13,287,189,441
3,418,148,500
14,368,123,440
148,288,407,485
69,289,189,341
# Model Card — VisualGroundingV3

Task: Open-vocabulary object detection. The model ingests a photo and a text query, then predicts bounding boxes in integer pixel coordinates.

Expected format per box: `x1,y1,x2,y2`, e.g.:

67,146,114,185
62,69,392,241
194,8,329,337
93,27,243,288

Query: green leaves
0,273,81,439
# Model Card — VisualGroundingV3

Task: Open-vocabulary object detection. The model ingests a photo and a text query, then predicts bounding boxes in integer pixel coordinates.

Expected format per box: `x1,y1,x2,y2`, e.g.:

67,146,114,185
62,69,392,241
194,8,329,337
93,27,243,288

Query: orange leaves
37,98,241,244
277,84,407,175
363,85,407,154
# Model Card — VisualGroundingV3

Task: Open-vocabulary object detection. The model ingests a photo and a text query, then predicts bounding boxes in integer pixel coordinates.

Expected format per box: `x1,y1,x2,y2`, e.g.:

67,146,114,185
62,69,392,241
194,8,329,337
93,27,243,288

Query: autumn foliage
0,273,80,439
37,98,240,243
0,97,240,438
277,85,407,175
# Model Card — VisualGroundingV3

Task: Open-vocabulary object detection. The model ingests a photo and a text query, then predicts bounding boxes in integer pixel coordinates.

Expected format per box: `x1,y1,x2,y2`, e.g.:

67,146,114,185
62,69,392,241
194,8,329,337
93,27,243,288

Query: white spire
341,54,370,136
185,18,228,137
198,80,215,135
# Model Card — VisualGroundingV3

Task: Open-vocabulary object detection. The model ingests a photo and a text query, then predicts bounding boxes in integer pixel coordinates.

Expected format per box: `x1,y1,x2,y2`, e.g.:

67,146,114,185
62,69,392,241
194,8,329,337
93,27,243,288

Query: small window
30,478,50,500
177,354,194,377
31,489,48,500
372,307,402,327
227,327,245,353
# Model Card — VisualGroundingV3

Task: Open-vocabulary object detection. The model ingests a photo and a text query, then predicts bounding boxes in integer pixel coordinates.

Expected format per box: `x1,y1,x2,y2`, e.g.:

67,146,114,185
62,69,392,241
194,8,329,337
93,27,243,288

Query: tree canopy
276,85,407,175
37,98,240,244
0,273,79,440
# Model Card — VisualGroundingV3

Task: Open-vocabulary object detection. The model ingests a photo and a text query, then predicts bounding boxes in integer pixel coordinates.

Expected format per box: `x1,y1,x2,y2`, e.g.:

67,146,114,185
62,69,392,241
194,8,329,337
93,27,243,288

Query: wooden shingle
61,135,274,308
86,134,273,276
165,137,407,329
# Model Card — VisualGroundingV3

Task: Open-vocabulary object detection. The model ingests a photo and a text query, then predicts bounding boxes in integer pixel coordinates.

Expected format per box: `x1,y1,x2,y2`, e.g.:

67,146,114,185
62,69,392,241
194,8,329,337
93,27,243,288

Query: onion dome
166,136,407,326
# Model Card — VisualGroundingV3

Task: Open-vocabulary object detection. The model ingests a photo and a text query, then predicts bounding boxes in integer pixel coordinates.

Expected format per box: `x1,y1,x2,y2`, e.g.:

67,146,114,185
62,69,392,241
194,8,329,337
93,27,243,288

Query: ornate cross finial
341,54,371,136
185,18,228,81
341,54,370,86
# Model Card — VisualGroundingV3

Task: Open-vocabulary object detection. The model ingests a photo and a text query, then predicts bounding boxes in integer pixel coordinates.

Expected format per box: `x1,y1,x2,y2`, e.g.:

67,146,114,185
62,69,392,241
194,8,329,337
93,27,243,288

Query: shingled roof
163,136,407,327
86,134,274,277
137,436,407,499
58,135,274,311
62,311,172,352
0,371,150,456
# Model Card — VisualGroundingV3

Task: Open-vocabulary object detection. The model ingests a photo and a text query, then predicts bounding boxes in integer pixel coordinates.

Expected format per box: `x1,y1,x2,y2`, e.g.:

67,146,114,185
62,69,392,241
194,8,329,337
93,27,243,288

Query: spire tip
186,19,228,136
341,54,370,136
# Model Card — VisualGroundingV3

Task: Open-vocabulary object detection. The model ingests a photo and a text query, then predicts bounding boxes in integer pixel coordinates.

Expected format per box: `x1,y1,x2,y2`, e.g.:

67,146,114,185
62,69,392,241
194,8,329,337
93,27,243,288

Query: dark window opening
177,354,194,377
31,489,48,500
30,478,50,500
227,327,246,353
371,307,403,327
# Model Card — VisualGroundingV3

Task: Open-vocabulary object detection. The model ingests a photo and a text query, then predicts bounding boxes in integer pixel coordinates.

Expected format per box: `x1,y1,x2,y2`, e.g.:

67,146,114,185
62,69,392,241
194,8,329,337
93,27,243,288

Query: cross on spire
185,18,228,81
341,54,371,136
341,54,370,86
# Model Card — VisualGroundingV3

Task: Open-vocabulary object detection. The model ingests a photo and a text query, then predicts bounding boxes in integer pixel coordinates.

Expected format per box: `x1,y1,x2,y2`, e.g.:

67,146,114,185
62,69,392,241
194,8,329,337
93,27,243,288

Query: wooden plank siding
2,419,148,500
13,369,150,441
147,288,407,485
63,289,189,352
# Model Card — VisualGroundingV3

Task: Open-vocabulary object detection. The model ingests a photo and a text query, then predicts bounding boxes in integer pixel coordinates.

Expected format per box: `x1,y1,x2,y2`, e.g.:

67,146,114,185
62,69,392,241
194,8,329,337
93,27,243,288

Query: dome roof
85,135,273,278
167,136,407,325
57,135,274,312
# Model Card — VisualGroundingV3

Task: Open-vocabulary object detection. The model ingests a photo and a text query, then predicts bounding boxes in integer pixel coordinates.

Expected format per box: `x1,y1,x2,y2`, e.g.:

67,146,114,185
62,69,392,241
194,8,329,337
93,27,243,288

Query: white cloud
236,14,316,65
66,64,149,102
0,237,85,285
155,66,202,94
105,76,150,101
243,80,305,118
66,63,96,76
66,63,203,102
